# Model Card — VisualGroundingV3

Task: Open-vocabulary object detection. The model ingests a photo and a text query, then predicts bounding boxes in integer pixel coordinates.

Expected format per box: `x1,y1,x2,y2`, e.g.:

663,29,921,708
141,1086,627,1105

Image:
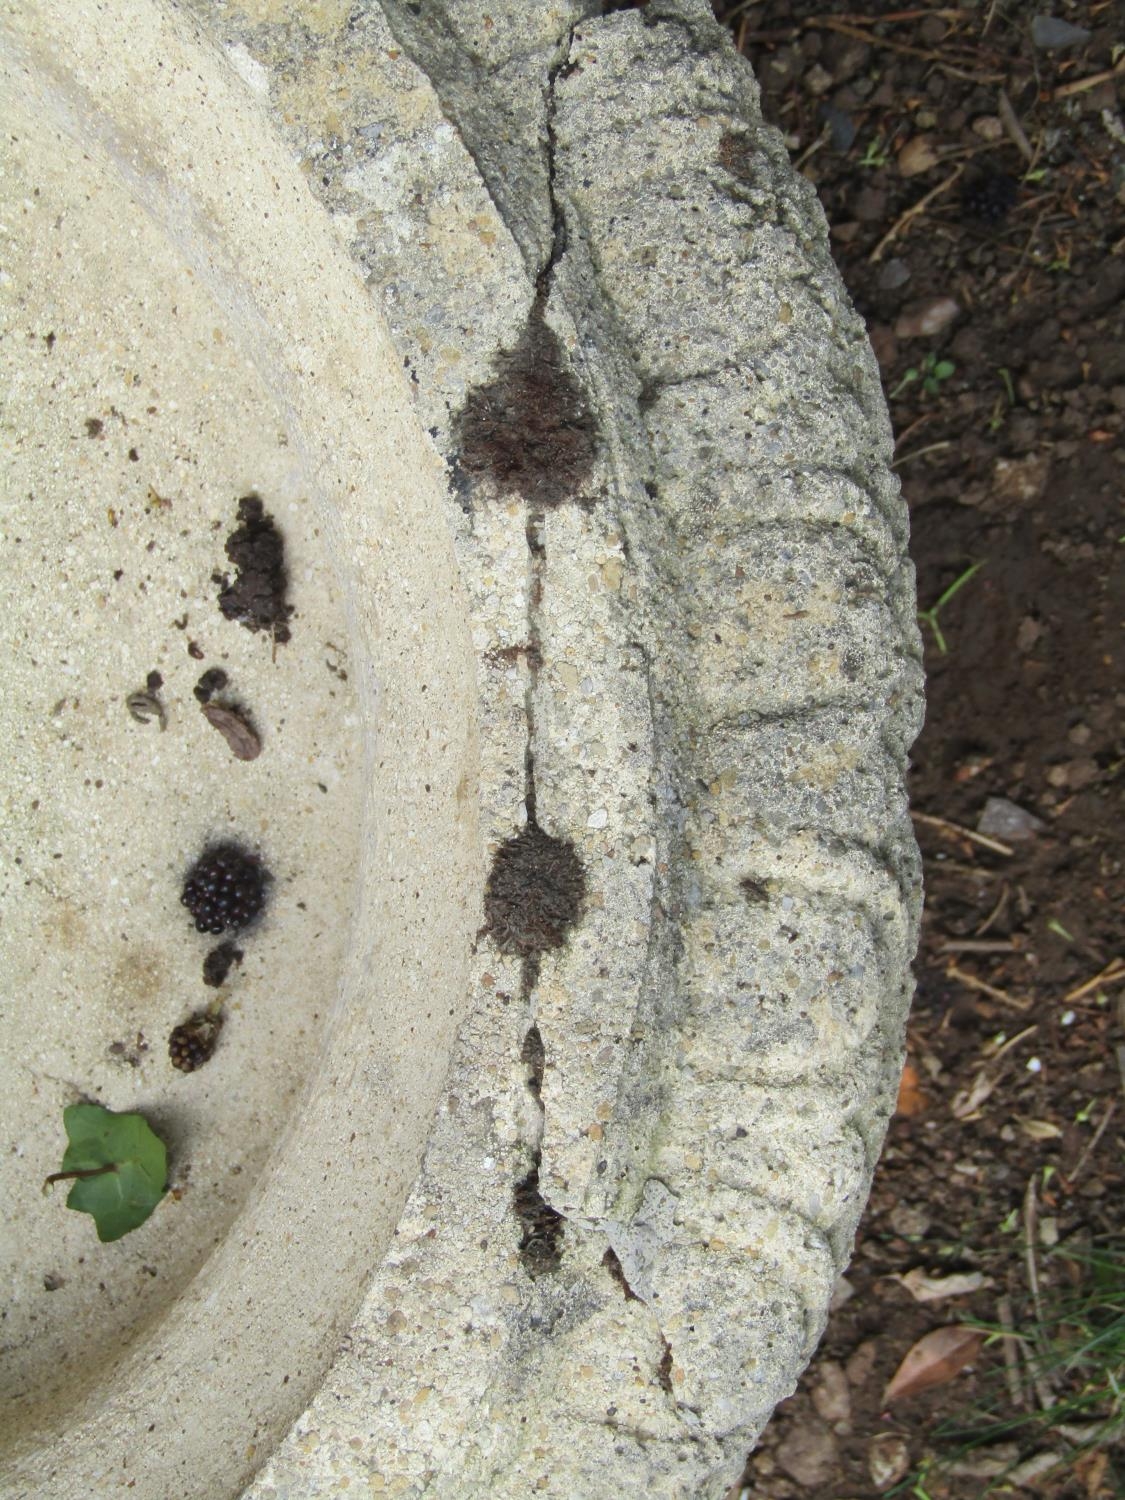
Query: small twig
1054,60,1125,100
912,810,1014,857
869,166,964,263
975,883,1010,938
946,962,1032,1011
1022,1177,1044,1324
820,16,1005,81
991,1024,1039,1061
893,440,953,468
999,204,1052,294
940,938,1019,955
996,1294,1028,1410
894,413,935,449
793,124,831,171
929,859,1006,881
1022,1176,1060,1410
1069,1099,1117,1186
838,8,971,20
1064,958,1125,1003
997,88,1034,162
44,1164,117,1186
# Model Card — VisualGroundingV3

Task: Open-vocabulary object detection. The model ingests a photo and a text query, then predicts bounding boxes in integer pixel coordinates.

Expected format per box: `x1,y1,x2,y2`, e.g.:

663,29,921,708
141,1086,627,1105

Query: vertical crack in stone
513,1163,566,1279
601,1250,680,1403
539,26,572,294
520,1022,546,1099
523,510,545,827
513,1024,564,1279
451,21,597,514
446,15,596,1294
656,1336,675,1394
601,1246,640,1301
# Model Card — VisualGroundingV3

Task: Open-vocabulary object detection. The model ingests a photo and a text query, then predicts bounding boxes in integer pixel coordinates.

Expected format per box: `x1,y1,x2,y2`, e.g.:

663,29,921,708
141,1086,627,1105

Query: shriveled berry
181,842,268,934
202,941,243,988
193,667,229,704
169,1008,223,1073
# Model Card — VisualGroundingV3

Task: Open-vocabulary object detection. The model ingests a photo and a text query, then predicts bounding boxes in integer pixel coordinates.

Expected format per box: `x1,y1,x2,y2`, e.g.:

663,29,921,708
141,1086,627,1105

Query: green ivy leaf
51,1104,168,1242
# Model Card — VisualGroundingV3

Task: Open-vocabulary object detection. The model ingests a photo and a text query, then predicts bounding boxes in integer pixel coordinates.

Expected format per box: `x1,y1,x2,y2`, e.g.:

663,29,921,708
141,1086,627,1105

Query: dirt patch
214,493,294,642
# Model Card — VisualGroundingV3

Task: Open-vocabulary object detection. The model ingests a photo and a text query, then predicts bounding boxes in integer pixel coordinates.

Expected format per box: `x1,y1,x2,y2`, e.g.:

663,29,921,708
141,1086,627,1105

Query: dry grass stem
869,166,964,263
975,883,1010,937
913,810,1014,857
893,439,954,467
1054,60,1125,100
940,939,1020,954
1069,1099,1117,1186
997,88,1034,161
996,1294,1028,1410
1065,958,1125,1003
946,962,1032,1011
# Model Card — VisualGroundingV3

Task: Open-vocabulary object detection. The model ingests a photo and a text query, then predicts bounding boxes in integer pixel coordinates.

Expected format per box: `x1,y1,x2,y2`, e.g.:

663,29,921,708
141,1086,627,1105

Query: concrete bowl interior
0,6,478,1496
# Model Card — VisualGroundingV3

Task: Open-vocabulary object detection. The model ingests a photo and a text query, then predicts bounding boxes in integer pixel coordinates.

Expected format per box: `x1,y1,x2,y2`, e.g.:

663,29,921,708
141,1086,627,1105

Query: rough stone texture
11,0,923,1493
191,2,924,1495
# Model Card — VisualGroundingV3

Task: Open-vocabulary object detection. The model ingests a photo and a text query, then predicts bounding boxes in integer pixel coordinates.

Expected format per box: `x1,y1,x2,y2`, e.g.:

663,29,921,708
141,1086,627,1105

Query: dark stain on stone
602,1246,641,1301
657,1337,674,1393
202,940,243,989
718,130,762,189
484,820,586,959
453,295,596,509
521,1023,546,1098
193,667,229,704
513,1164,565,1278
740,875,770,905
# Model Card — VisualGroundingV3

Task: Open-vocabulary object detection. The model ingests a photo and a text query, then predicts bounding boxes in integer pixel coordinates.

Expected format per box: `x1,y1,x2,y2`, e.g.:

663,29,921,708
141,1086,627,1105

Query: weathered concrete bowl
1,3,923,1497
1,6,477,1496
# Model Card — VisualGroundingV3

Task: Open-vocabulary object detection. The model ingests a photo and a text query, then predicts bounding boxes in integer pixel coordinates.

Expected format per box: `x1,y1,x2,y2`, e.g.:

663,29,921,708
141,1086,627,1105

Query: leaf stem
44,1164,118,1186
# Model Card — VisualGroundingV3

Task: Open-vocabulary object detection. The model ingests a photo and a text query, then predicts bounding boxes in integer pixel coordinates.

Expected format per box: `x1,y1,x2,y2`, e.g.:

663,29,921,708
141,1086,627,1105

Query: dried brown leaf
883,1325,984,1404
898,134,940,177
895,1059,928,1117
892,1268,990,1303
1019,1117,1062,1141
201,703,261,761
951,1069,996,1119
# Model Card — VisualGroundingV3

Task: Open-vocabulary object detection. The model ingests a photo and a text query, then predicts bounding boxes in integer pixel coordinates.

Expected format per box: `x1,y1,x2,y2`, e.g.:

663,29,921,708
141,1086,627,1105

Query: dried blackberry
181,842,268,935
962,172,1018,224
169,1008,223,1073
202,940,243,988
193,667,228,703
